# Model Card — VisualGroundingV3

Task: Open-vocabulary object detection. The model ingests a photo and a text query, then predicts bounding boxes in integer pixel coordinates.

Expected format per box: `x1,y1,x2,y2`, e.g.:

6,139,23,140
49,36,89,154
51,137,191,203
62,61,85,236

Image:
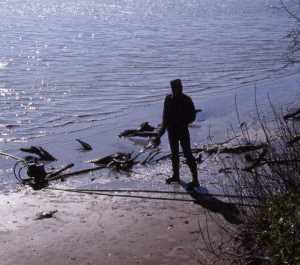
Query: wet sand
0,186,225,265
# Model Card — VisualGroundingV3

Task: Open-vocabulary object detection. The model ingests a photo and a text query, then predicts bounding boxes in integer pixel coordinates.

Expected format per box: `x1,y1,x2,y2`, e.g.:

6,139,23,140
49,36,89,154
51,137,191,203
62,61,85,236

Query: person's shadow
181,181,242,225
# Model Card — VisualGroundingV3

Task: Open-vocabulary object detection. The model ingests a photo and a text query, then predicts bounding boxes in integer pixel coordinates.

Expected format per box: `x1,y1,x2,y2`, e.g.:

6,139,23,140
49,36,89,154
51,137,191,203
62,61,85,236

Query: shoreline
1,73,300,191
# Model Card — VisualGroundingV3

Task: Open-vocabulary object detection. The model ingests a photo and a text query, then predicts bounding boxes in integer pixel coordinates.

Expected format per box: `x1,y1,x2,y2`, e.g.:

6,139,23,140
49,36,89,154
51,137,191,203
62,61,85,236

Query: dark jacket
159,93,196,137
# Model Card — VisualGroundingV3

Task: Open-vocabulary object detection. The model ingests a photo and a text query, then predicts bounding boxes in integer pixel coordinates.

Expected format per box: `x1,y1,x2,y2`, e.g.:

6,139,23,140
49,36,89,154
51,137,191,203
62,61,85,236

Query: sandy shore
0,185,226,265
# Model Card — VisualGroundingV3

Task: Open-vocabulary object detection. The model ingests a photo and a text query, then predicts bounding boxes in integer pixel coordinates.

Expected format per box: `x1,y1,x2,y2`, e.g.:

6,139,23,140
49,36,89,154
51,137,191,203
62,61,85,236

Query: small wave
76,114,93,118
52,121,74,128
5,124,20,129
46,117,65,124
0,62,8,70
76,110,120,118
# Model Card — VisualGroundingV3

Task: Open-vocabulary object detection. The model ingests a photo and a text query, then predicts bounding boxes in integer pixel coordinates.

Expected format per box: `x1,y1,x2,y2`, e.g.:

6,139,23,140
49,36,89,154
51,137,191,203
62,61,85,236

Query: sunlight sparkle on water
0,62,8,70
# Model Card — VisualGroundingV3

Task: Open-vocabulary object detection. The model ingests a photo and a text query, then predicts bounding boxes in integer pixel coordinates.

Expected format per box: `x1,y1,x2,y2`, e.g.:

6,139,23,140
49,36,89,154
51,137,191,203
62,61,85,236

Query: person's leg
180,128,199,187
167,129,180,183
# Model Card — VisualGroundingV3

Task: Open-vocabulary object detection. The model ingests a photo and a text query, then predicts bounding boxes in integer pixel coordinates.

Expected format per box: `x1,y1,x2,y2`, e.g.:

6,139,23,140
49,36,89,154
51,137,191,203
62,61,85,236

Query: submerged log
119,122,157,138
120,131,158,138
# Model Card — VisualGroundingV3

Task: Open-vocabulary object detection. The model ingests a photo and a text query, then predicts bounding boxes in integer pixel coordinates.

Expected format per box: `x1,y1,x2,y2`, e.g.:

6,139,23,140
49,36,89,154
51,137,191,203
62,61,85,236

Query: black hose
13,160,26,183
45,187,261,207
45,187,195,203
0,151,29,184
55,187,258,200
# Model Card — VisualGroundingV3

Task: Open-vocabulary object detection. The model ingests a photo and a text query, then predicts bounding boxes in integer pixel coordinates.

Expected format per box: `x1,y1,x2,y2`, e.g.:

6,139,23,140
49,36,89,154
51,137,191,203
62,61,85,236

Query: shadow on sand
181,181,242,225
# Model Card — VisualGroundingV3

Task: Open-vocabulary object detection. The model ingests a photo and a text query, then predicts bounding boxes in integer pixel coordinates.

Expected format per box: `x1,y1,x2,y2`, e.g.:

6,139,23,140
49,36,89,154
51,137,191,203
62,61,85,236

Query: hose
45,187,261,207
0,151,26,163
0,151,29,184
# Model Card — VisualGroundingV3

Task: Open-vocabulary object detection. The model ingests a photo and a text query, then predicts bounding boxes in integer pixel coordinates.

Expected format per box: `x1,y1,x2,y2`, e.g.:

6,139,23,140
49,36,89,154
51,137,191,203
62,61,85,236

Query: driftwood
26,152,143,188
243,148,268,172
121,131,158,138
288,134,300,145
219,168,233,174
107,159,136,171
88,152,138,172
53,165,107,179
47,163,75,180
119,122,157,138
203,144,267,155
243,159,300,172
154,144,265,160
152,143,266,164
20,146,56,161
76,139,92,151
119,111,202,139
153,147,203,162
284,108,300,120
88,152,132,165
141,150,161,165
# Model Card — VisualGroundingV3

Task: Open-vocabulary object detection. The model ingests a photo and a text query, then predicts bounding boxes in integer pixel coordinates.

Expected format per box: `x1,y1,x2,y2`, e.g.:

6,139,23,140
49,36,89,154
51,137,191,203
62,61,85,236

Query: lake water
1,0,300,190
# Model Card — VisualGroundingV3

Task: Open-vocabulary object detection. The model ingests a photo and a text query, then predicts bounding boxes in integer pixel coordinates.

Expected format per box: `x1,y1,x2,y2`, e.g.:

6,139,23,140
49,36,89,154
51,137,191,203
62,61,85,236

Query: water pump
26,163,48,190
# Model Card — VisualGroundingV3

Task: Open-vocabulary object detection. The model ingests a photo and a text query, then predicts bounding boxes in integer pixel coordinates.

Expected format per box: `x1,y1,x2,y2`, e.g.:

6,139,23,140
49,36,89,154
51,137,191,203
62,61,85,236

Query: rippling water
0,0,297,143
1,0,300,189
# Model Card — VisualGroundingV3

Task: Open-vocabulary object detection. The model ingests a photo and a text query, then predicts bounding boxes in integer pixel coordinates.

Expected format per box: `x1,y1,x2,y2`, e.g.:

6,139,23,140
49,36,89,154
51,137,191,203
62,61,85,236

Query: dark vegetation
196,97,300,265
195,3,300,264
282,0,300,64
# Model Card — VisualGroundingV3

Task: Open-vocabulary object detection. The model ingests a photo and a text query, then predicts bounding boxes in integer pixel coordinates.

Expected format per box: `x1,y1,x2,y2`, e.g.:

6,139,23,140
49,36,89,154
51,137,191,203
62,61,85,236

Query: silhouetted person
155,79,199,188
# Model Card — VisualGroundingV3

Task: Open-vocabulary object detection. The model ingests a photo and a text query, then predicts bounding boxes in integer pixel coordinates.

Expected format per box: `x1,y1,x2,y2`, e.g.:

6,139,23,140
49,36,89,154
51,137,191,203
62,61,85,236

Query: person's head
170,79,183,97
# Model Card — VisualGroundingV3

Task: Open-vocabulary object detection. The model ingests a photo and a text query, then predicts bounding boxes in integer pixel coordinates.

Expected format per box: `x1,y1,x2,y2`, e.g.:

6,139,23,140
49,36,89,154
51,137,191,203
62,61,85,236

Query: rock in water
76,139,92,151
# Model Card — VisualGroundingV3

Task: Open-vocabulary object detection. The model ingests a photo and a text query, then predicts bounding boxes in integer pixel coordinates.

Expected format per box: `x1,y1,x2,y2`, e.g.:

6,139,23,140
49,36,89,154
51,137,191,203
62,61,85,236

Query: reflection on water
0,0,297,144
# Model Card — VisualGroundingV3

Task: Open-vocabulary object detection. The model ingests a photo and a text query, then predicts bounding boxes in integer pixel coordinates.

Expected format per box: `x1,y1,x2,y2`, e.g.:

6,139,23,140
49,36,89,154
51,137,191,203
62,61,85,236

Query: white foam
0,62,8,70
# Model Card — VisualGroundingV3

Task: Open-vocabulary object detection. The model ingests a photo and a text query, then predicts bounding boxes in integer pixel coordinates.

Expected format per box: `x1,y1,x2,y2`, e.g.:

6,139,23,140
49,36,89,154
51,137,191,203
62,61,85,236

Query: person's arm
158,96,169,138
151,96,168,147
186,96,196,124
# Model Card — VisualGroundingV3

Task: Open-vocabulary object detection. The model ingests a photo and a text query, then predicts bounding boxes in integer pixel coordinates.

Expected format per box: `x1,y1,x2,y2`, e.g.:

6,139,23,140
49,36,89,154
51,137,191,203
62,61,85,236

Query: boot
167,154,180,184
166,174,180,184
188,159,199,188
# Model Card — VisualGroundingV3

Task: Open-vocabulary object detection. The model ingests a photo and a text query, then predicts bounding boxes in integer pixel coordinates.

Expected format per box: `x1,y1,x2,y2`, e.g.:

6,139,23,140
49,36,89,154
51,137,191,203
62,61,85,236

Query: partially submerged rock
76,139,92,151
